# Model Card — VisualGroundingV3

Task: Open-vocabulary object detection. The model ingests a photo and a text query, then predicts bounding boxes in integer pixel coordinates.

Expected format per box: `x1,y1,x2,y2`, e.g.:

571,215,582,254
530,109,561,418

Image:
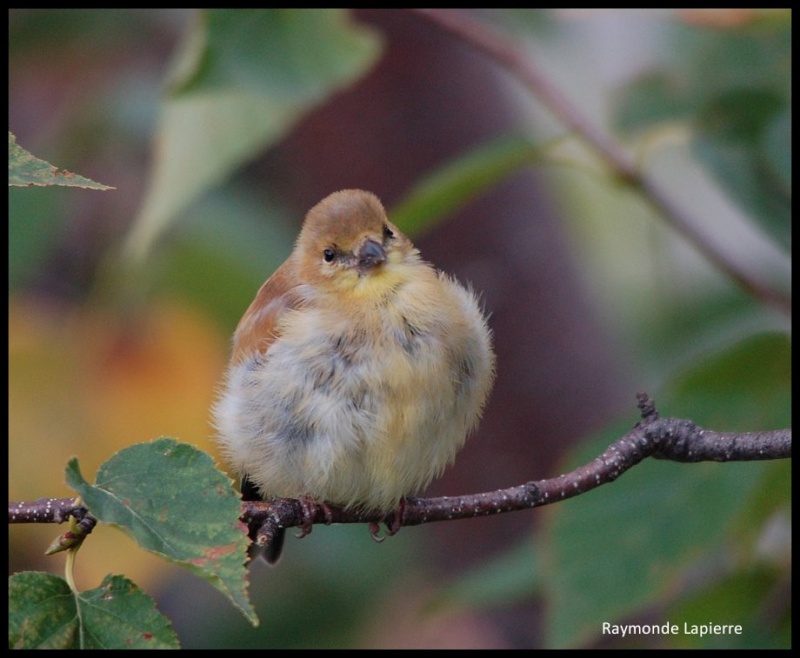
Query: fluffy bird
213,189,495,563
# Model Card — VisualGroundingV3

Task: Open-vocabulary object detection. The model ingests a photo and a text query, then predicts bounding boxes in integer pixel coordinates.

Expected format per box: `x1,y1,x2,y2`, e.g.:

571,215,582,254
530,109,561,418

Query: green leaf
123,9,382,261
172,9,381,98
8,132,113,189
391,135,541,235
8,572,178,649
542,332,790,648
65,437,257,626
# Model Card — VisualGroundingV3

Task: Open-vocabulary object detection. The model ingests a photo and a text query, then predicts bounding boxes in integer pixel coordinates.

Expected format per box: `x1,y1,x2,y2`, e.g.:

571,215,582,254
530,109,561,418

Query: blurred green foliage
615,14,791,251
9,8,790,649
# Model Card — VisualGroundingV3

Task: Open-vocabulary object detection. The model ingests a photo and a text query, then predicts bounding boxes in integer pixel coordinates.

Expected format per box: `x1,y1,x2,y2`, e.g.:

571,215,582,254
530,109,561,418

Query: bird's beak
356,239,386,271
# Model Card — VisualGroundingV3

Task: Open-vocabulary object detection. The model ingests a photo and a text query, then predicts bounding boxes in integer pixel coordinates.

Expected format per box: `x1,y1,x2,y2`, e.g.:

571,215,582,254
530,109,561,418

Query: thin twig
410,8,791,316
8,498,86,524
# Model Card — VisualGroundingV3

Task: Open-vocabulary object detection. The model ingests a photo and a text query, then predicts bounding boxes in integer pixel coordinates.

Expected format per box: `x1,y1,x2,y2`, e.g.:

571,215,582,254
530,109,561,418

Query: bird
213,189,495,563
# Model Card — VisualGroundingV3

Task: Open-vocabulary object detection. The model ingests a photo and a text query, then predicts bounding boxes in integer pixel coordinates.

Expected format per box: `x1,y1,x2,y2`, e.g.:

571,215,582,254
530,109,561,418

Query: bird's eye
383,225,395,239
323,248,336,263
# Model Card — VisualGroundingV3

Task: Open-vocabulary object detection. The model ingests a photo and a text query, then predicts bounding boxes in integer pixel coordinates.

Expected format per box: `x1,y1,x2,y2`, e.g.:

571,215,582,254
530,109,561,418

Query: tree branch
11,394,789,555
9,498,86,524
409,8,791,316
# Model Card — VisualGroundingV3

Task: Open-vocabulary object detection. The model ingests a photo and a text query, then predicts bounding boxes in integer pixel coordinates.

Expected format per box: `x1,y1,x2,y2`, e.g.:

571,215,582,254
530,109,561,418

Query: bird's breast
214,266,493,510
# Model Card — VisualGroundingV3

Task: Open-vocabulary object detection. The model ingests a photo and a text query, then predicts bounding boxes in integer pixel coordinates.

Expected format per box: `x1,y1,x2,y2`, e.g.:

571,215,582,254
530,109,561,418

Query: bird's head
295,190,420,299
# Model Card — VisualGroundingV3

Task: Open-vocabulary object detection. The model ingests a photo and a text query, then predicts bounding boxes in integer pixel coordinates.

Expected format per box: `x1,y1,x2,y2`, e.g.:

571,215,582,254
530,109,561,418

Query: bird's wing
230,260,304,365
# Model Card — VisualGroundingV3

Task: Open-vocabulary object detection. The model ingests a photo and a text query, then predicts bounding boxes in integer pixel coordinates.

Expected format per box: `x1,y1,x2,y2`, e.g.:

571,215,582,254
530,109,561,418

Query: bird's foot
369,497,407,543
295,497,334,539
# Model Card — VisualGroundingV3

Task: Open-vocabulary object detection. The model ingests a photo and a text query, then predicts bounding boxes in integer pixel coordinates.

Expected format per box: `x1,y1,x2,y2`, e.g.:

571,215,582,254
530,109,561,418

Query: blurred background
9,9,790,648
